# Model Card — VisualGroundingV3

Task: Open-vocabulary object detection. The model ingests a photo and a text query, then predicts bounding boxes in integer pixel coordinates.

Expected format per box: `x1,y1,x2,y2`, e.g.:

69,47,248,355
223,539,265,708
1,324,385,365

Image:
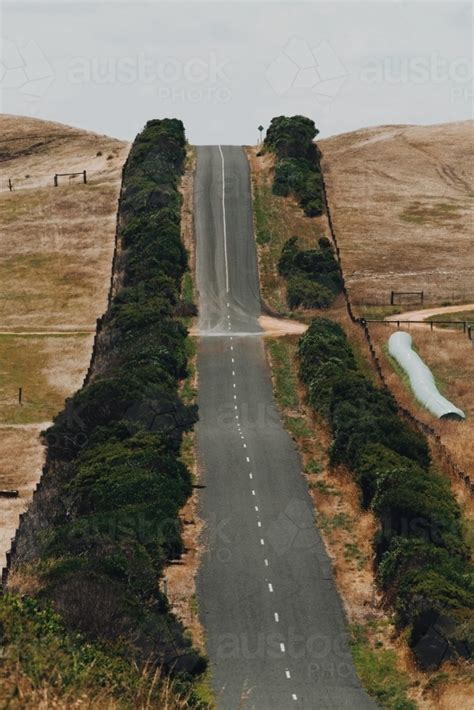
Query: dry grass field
320,121,474,307
0,115,128,569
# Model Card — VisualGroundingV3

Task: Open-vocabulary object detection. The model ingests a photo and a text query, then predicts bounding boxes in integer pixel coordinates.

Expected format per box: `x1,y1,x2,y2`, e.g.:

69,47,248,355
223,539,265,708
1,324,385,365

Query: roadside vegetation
252,115,341,312
298,318,473,669
263,115,324,217
278,235,341,310
1,119,207,706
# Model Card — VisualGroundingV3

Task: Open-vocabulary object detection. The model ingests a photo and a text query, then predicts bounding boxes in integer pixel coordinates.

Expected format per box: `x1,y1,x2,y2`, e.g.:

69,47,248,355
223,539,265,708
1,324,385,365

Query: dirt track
386,303,474,322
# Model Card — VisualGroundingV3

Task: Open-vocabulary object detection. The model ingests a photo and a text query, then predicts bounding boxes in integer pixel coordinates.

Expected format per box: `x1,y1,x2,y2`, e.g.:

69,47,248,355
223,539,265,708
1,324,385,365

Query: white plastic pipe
388,331,465,420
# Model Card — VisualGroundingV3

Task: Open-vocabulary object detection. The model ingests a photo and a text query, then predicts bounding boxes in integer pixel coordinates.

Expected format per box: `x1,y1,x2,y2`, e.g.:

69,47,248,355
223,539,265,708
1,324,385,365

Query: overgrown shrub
278,236,342,310
264,115,324,216
298,317,472,667
8,119,205,693
287,276,334,309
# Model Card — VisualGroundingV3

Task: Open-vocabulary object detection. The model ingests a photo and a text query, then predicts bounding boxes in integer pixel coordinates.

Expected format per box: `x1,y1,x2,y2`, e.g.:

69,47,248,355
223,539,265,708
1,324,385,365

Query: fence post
390,291,394,305
54,174,58,187
83,170,87,184
8,178,13,192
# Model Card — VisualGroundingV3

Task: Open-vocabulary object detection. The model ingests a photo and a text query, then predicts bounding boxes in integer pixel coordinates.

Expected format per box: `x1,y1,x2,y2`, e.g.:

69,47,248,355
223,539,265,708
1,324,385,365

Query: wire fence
319,153,473,496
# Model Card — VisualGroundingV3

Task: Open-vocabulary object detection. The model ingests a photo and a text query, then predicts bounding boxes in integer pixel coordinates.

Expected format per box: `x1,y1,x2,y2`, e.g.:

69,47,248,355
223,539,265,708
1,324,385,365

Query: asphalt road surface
195,145,375,709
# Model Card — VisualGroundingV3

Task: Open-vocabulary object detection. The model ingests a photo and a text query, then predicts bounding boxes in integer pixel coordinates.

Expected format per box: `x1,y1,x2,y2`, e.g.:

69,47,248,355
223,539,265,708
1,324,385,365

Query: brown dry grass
0,115,128,570
0,427,45,567
320,121,474,307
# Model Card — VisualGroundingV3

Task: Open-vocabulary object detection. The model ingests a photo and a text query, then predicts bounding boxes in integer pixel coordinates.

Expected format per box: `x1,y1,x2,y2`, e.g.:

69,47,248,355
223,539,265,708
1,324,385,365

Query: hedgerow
278,235,342,310
298,318,473,668
264,115,324,216
5,119,206,701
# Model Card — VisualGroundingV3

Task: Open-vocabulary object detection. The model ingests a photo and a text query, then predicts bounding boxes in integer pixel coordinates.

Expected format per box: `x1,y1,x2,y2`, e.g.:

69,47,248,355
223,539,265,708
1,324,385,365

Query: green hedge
264,115,324,217
298,318,473,668
8,118,205,697
278,236,342,311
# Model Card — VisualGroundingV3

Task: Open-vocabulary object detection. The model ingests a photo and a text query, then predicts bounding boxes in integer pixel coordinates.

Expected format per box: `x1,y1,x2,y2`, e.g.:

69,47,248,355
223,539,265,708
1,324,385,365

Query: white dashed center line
274,612,279,622
260,538,265,545
292,694,298,701
285,670,291,679
280,643,286,653
268,583,273,593
246,456,250,463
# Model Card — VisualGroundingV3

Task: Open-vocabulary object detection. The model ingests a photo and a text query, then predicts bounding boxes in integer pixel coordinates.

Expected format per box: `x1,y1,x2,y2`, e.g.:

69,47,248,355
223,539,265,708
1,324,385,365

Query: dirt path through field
386,303,474,322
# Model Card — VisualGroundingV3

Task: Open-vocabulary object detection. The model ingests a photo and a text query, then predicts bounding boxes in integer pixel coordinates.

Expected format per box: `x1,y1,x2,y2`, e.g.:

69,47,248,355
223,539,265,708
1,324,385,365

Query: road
195,145,375,709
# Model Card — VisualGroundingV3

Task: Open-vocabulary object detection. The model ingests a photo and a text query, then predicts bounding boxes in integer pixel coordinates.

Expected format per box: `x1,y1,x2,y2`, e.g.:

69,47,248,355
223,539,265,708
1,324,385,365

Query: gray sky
1,1,472,143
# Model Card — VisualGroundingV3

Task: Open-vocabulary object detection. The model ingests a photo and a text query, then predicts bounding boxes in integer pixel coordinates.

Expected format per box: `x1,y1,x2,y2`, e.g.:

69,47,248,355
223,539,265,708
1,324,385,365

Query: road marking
232,370,235,376
235,415,239,420
260,538,265,545
292,694,297,701
246,456,250,463
231,357,235,363
252,490,256,496
264,558,269,566
218,145,230,293
255,505,259,511
233,383,237,388
249,473,253,479
274,612,279,621
230,345,233,350
280,643,285,653
285,670,291,679
234,405,238,410
258,521,261,527
234,395,237,400
243,443,247,448
227,301,230,308
268,583,273,592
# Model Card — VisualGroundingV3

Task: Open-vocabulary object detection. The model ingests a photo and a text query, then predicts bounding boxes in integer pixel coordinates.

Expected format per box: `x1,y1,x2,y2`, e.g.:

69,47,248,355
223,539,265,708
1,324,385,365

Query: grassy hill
0,115,129,570
320,121,473,307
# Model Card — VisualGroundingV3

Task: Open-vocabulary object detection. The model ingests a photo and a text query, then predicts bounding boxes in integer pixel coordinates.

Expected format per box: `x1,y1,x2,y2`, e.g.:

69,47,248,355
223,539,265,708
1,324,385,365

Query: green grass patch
350,624,416,709
426,310,474,329
400,201,462,225
266,337,299,409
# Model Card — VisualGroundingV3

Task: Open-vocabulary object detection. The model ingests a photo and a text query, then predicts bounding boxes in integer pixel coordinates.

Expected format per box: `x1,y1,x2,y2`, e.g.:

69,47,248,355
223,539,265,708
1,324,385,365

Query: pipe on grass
388,331,465,421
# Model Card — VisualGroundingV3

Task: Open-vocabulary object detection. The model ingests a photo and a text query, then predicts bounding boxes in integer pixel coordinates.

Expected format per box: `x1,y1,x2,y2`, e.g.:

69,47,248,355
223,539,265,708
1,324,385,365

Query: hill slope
0,115,129,569
320,121,474,305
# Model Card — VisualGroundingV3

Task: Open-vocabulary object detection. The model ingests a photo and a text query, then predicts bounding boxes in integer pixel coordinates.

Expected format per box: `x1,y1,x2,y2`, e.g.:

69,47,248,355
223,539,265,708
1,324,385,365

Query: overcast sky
1,1,472,144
